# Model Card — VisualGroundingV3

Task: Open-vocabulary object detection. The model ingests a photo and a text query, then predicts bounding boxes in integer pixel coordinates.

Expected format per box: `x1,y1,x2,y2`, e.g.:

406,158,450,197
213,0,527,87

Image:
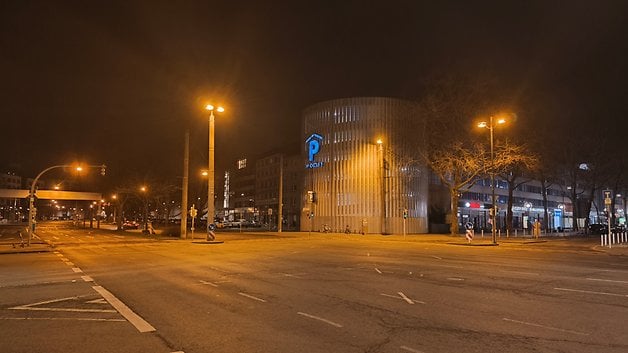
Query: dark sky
1,0,627,183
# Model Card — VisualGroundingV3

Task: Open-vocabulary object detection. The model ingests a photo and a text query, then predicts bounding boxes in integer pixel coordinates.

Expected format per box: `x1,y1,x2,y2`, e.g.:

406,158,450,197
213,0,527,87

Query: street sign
603,189,612,205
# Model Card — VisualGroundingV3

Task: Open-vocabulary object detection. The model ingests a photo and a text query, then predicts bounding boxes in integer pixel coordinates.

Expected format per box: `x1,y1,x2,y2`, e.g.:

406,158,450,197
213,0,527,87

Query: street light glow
376,138,383,145
477,122,487,128
205,104,225,113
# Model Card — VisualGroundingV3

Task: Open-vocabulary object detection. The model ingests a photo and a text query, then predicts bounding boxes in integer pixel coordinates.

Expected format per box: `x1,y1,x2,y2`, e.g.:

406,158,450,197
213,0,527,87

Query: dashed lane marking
64,262,75,266
503,318,589,336
431,255,442,260
297,312,342,328
380,293,426,304
238,292,266,302
375,268,382,274
92,285,156,333
81,275,94,282
199,280,218,287
587,278,628,284
72,268,83,273
401,346,425,353
554,287,628,298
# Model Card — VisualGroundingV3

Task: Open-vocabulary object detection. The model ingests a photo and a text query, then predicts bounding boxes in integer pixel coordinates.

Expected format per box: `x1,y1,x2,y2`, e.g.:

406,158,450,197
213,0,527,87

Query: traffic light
403,208,408,219
100,164,107,176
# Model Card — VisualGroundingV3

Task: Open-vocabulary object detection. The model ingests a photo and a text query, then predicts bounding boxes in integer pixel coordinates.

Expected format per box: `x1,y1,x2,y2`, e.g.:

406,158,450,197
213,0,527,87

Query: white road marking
114,235,124,239
72,267,83,273
587,278,628,284
53,236,59,240
55,253,64,257
0,317,126,322
431,255,442,260
400,346,425,353
503,318,589,336
171,351,185,353
297,312,342,328
281,273,303,278
375,268,382,274
447,277,464,281
92,285,156,333
554,287,628,298
86,298,107,304
9,297,116,313
81,276,94,282
380,293,426,304
199,280,218,287
64,262,75,266
238,292,267,302
398,292,415,304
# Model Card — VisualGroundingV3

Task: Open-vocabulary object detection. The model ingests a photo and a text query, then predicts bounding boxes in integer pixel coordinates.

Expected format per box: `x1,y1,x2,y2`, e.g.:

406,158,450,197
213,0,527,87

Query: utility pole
278,154,284,233
180,130,189,239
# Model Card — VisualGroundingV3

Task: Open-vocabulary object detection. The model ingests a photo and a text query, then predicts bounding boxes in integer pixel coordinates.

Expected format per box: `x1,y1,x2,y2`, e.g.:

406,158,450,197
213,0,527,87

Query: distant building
255,153,302,230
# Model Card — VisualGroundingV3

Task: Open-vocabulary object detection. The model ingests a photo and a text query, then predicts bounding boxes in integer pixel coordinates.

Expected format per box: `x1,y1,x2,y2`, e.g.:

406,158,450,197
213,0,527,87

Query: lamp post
377,138,386,235
478,116,506,244
205,104,224,241
140,186,148,232
27,164,105,246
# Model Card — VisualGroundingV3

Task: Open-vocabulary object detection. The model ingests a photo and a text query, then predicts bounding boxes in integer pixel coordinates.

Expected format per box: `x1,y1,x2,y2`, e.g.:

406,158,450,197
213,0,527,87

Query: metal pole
28,165,71,246
379,143,385,235
207,111,215,240
181,131,189,239
490,116,497,244
278,154,284,233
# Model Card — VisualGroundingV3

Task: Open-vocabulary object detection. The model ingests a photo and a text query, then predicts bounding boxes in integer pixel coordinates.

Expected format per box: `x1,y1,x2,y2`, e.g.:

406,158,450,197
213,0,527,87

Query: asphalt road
1,223,627,353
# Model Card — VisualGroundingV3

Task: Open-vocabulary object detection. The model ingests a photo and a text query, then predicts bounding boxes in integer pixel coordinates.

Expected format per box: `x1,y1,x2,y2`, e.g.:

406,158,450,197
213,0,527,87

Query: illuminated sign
305,133,324,169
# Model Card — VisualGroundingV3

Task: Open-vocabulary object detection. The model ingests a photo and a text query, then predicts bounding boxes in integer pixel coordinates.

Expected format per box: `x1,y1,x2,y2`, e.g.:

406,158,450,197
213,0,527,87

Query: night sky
1,1,627,184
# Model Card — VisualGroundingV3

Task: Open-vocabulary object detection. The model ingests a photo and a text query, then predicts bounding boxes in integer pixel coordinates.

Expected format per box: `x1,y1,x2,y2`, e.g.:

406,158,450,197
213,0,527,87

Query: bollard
499,229,501,238
481,229,484,238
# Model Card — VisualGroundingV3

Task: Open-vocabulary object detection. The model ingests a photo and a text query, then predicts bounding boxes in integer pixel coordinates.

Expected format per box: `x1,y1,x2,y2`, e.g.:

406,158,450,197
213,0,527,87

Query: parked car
122,220,140,230
589,224,607,234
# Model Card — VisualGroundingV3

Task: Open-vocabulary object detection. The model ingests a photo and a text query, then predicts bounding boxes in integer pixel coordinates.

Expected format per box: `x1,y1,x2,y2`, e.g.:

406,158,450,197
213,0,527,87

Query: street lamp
477,116,506,244
376,138,386,234
205,104,225,241
140,186,148,232
27,164,104,246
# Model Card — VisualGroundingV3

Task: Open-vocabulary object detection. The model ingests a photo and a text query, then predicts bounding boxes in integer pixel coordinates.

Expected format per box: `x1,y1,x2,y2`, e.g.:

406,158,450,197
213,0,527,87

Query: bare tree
426,142,489,236
496,141,539,234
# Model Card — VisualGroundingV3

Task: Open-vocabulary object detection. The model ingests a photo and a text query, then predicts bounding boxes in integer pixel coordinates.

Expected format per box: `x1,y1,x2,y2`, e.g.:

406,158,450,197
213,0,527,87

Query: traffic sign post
603,190,612,247
190,204,197,239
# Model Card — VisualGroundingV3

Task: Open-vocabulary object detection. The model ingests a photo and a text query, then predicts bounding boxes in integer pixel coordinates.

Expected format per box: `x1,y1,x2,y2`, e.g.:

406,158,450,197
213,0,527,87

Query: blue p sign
306,133,323,162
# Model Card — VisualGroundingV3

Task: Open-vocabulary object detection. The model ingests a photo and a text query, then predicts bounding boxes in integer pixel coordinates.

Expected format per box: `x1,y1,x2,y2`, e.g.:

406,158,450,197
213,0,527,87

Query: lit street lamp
477,116,506,244
27,164,105,246
205,104,225,241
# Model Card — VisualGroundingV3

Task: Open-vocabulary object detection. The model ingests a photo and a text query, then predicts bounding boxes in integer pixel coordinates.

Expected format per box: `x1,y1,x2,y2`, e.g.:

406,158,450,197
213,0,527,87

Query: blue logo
305,133,324,169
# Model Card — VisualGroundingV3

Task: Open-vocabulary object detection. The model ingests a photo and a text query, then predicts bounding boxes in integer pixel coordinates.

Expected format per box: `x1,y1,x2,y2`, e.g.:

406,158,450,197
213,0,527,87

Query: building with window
300,97,429,234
